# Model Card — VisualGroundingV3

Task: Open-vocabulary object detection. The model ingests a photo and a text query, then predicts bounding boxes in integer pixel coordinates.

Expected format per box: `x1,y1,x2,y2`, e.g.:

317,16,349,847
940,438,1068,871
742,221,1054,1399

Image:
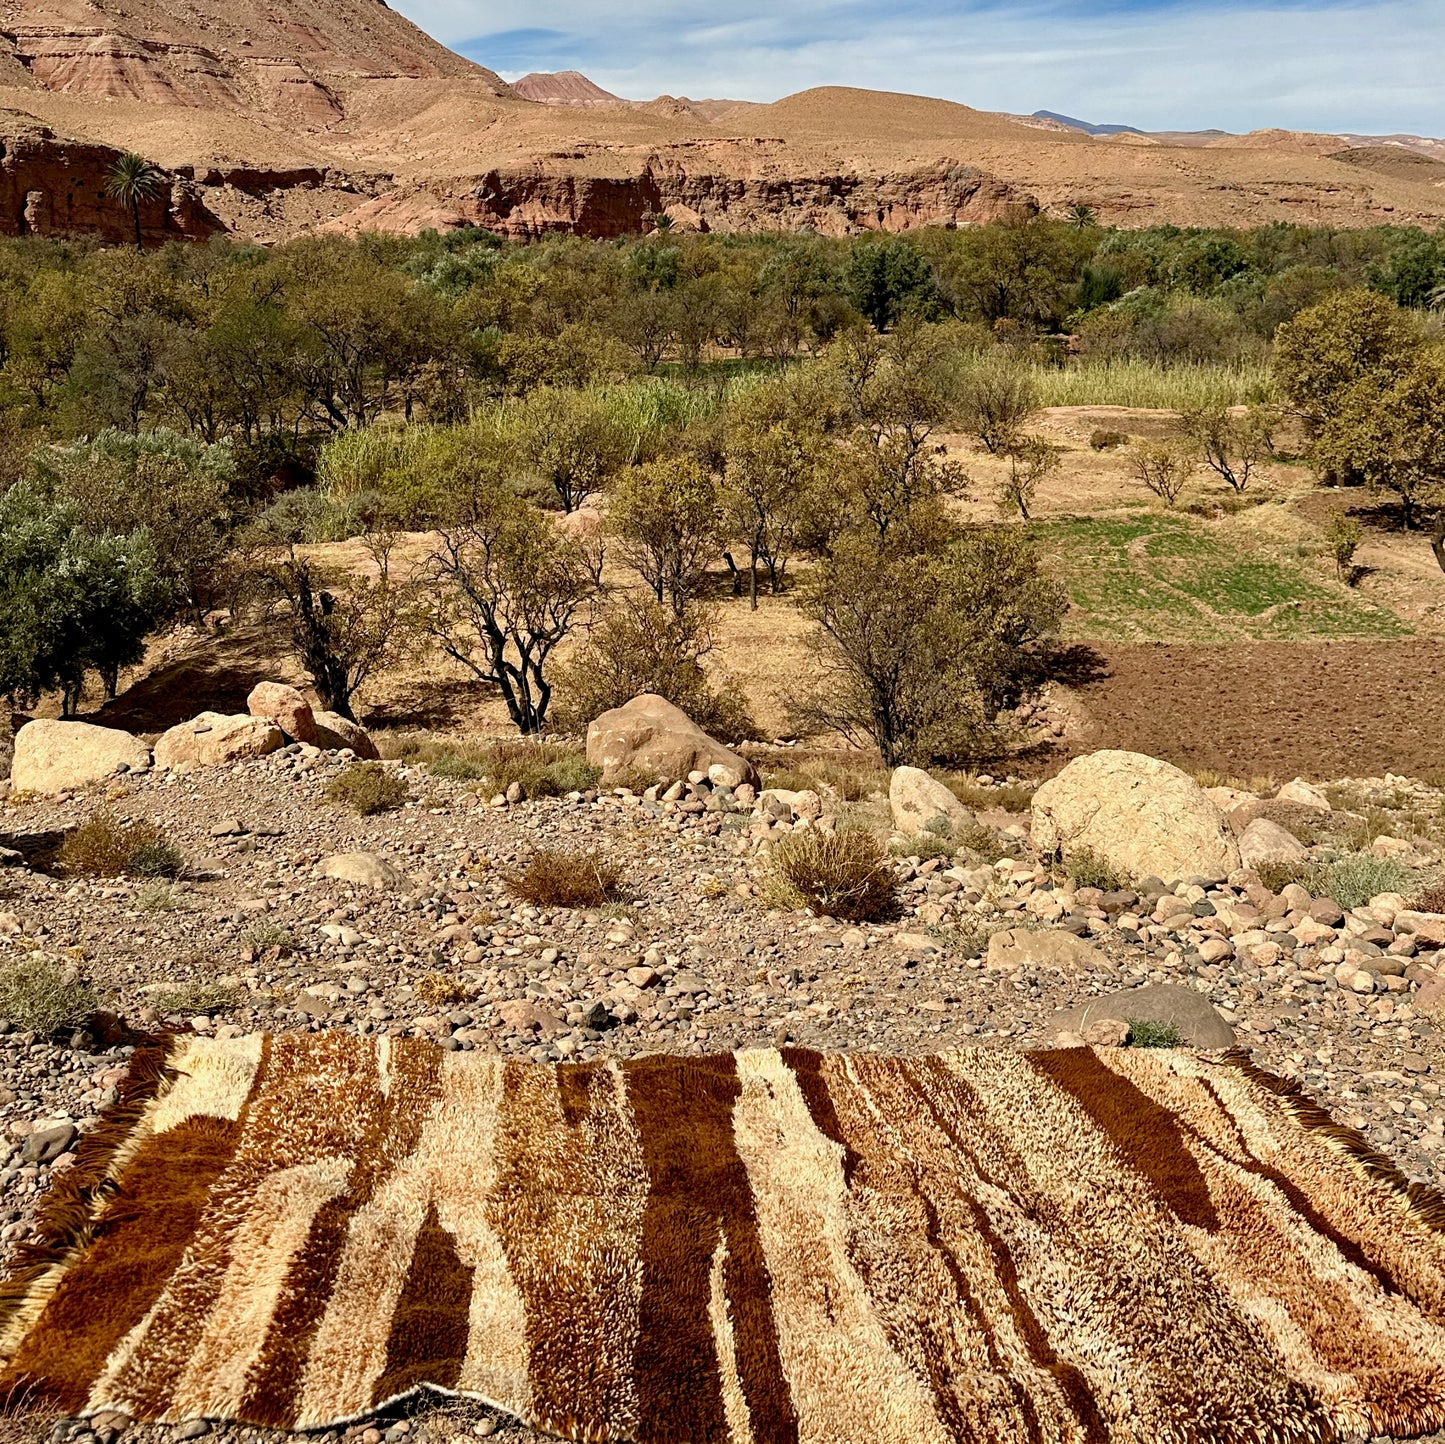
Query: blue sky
390,0,1443,135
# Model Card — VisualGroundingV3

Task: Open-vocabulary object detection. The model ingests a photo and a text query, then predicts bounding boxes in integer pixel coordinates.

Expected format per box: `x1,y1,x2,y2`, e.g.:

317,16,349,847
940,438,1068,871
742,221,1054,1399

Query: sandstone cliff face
436,155,1031,239
0,123,222,242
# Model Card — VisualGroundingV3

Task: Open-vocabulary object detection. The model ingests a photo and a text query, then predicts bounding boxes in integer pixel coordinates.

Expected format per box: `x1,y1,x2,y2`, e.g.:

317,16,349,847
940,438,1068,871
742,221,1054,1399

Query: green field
1032,513,1412,643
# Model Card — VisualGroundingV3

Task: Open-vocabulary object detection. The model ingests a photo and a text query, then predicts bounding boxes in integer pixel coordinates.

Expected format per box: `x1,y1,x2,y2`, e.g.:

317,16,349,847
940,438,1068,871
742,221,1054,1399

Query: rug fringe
0,1033,180,1361
1219,1047,1445,1234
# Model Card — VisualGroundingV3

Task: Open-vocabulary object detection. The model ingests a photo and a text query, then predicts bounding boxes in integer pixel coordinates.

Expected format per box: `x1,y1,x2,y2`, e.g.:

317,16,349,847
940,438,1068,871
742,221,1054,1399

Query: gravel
3,748,1443,1444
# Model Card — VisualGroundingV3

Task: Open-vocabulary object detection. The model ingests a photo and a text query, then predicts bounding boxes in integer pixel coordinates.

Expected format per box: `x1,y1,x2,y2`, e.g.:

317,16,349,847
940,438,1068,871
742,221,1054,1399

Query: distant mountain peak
1032,110,1145,137
512,70,623,106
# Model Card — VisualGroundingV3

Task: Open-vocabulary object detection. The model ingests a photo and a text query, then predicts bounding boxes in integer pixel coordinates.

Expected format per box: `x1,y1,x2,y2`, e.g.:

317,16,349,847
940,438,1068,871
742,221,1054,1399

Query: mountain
0,3,1444,246
510,71,622,107
1032,110,1144,137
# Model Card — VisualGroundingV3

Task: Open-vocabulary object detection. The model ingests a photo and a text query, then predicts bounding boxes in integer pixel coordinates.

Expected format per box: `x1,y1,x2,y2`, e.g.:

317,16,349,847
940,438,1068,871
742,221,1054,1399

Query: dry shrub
1411,879,1445,914
151,981,238,1016
388,735,600,797
0,955,97,1036
1256,853,1413,909
769,827,897,921
553,595,755,743
507,848,623,909
326,762,409,815
945,778,1035,813
415,972,469,1008
59,810,182,879
1089,429,1128,451
761,757,887,802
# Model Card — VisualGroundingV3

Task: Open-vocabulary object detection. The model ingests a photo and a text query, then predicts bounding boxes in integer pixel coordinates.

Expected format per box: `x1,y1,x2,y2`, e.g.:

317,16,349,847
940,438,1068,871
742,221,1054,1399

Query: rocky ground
2,741,1444,1444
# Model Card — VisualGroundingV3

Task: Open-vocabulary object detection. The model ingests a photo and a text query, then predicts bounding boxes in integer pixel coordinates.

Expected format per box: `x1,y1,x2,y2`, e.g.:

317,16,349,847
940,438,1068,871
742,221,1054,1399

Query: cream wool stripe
731,1049,952,1444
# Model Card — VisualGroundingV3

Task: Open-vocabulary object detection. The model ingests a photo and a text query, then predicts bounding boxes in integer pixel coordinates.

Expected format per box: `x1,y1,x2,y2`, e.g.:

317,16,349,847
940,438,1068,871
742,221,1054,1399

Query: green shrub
954,818,1019,864
242,921,294,956
889,832,955,861
1256,853,1414,908
59,811,182,879
0,956,97,1036
379,735,601,797
326,763,409,815
1066,846,1128,892
1128,1018,1181,1048
151,981,238,1016
769,827,897,922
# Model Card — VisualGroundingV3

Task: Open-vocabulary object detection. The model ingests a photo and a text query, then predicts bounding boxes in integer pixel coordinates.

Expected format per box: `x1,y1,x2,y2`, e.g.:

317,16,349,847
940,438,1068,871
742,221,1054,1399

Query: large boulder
312,710,380,761
889,766,972,836
986,927,1107,973
316,852,412,891
246,682,317,744
1238,817,1308,870
585,694,756,789
153,712,283,770
1050,983,1236,1049
10,720,151,795
1031,750,1240,884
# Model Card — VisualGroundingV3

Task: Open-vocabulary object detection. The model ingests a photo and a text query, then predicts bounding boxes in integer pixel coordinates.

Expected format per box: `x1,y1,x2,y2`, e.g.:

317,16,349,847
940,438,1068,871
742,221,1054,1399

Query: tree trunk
1431,516,1445,578
132,198,143,251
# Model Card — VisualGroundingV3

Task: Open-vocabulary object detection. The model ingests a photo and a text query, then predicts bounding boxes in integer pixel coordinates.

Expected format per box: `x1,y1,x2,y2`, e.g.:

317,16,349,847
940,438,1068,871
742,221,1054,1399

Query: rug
3,1035,1445,1443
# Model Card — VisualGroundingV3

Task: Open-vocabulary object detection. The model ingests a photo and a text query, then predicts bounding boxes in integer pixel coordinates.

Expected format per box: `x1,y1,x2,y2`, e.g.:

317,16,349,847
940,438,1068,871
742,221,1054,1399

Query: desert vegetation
0,215,1439,765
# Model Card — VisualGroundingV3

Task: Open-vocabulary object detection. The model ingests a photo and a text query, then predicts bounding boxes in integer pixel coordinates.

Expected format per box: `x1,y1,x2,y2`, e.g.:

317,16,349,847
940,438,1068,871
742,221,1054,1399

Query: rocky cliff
0,117,221,241
328,154,1031,240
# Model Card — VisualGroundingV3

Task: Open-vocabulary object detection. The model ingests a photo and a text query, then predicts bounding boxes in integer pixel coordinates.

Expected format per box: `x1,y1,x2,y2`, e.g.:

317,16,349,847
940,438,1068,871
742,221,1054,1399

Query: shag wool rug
3,1036,1445,1443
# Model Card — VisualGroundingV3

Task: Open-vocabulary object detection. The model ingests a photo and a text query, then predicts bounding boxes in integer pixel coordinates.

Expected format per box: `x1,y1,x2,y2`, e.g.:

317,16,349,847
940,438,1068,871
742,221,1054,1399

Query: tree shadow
1041,643,1109,688
365,677,487,731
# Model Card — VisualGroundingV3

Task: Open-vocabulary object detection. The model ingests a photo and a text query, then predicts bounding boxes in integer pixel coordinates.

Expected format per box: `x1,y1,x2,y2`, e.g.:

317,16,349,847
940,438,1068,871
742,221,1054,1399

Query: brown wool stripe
6,1036,1445,1443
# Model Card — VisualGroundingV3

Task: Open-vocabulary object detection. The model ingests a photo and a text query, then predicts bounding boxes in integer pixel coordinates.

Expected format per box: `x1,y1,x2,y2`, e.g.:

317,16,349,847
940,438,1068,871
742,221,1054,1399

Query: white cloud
390,0,1445,135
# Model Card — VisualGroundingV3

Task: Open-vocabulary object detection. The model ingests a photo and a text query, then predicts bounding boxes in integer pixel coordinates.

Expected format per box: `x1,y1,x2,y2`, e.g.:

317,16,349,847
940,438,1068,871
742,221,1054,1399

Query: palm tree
1065,202,1098,229
105,152,166,251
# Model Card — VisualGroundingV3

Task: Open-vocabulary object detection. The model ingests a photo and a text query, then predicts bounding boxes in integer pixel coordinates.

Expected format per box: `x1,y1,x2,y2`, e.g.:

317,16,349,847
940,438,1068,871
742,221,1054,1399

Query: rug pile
3,1034,1445,1442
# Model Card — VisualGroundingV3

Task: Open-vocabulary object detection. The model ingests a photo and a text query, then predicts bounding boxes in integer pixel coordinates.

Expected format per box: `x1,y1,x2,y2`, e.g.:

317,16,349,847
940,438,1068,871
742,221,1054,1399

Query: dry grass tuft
1066,846,1129,891
415,972,470,1008
151,981,238,1016
768,827,897,922
1409,879,1445,914
945,778,1036,813
0,955,98,1036
507,849,624,909
59,811,182,879
326,763,409,815
380,734,600,798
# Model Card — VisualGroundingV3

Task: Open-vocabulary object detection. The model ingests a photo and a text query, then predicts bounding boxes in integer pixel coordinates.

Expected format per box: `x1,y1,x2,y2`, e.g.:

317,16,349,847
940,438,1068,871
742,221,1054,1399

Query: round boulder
889,766,972,837
153,712,283,770
1238,817,1308,870
586,693,756,789
1049,983,1236,1049
1031,750,1240,885
246,682,317,744
10,720,151,795
312,710,380,760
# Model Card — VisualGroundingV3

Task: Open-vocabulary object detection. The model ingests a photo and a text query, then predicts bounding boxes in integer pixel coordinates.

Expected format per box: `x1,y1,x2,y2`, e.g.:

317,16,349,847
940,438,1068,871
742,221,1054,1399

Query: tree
1312,350,1445,532
607,456,722,615
822,324,968,547
998,436,1060,520
959,359,1039,454
554,592,751,741
505,387,630,512
105,153,167,251
421,482,602,733
843,239,938,331
249,530,411,721
1065,203,1098,230
1130,440,1193,507
1180,402,1274,492
721,375,831,606
0,482,170,711
1273,289,1420,430
796,525,1065,766
34,429,239,622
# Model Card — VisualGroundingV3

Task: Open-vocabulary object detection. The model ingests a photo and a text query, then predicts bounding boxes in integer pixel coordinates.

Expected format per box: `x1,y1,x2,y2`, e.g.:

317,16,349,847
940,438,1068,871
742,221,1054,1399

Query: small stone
1080,1018,1130,1048
175,1421,211,1440
22,1122,77,1164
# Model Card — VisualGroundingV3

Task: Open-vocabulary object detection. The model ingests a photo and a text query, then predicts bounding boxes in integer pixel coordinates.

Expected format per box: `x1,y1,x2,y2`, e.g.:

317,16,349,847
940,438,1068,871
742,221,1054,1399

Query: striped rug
3,1035,1445,1442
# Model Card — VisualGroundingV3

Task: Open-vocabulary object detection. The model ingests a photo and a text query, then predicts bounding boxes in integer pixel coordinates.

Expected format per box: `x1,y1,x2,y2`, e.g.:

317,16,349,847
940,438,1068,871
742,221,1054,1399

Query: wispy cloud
393,0,1445,135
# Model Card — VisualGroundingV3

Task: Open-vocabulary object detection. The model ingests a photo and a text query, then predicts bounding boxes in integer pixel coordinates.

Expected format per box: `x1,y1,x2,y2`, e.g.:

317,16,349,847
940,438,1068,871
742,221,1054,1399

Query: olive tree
607,456,722,616
796,524,1065,766
421,482,603,733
